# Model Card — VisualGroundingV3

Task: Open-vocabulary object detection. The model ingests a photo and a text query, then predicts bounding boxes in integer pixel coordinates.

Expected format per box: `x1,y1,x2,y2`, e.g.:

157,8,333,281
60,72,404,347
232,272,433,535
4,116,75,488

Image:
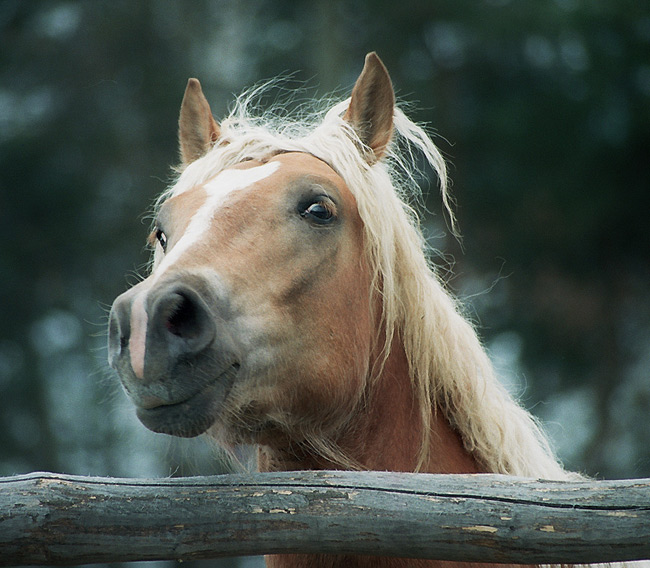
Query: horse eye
301,200,335,224
155,228,168,252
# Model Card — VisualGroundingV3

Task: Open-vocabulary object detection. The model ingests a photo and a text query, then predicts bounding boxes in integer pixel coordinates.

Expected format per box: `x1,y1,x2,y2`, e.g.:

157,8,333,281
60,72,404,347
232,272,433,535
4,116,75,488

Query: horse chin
134,364,240,438
203,394,293,447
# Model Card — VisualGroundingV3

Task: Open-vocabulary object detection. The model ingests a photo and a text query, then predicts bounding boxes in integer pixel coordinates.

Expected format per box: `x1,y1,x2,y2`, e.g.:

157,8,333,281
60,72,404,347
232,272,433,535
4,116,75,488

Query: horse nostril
108,295,131,365
155,288,215,354
165,292,200,338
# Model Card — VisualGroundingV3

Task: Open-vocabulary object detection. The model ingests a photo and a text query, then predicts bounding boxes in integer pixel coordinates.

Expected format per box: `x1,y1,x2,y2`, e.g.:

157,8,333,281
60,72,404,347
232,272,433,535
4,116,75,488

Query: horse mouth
135,363,240,437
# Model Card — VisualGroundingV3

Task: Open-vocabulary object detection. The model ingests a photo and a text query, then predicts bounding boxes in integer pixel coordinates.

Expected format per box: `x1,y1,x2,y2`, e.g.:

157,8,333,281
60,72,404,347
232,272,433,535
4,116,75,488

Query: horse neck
259,340,535,568
343,336,483,474
258,336,483,474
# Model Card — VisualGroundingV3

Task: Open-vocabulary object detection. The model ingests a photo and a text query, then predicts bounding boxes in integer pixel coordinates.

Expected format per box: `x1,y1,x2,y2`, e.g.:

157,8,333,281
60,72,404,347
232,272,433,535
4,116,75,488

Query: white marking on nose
129,292,148,379
152,161,280,283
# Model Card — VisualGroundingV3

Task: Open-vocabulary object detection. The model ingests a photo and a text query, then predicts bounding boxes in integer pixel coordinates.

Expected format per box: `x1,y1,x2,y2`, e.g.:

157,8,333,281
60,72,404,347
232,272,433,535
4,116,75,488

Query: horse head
108,54,394,450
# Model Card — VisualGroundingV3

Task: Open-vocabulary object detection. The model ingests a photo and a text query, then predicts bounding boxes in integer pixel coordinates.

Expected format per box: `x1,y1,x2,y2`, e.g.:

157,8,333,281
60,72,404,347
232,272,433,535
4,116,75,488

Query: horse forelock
155,84,569,480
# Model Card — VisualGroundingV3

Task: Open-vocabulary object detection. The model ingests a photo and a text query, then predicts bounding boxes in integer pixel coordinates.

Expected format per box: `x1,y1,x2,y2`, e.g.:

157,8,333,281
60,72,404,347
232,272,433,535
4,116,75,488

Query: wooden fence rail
1,471,649,566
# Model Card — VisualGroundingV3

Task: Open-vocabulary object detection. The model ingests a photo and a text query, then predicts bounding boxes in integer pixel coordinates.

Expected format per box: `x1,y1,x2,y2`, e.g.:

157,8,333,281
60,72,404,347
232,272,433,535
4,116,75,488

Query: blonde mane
165,86,570,480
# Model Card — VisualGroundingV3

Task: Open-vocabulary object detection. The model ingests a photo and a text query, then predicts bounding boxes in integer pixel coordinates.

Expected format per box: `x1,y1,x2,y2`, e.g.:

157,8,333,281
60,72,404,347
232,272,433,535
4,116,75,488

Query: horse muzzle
107,275,240,437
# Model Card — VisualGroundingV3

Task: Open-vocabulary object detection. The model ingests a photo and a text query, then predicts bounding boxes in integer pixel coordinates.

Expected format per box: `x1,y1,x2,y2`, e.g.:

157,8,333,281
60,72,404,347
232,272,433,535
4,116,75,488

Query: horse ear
178,78,221,165
343,52,395,162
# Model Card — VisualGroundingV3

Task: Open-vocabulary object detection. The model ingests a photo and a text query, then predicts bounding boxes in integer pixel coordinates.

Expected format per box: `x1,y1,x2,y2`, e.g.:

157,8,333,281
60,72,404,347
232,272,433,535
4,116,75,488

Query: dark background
1,1,649,565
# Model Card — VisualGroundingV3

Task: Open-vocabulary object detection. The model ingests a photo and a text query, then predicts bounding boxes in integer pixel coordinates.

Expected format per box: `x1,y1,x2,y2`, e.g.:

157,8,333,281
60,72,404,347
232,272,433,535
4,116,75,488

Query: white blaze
152,161,280,283
127,162,280,378
129,292,148,379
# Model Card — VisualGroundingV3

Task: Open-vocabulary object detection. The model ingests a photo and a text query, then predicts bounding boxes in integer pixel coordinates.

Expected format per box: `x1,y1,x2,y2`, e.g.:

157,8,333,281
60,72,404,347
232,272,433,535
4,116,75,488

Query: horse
107,53,634,568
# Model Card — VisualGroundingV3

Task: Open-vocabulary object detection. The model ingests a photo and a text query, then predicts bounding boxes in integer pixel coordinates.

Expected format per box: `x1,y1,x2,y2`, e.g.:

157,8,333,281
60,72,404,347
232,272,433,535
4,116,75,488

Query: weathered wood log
1,471,649,566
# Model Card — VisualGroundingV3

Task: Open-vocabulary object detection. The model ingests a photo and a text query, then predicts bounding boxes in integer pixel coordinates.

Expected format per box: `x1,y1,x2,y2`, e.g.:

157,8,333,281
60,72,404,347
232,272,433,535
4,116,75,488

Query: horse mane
164,82,571,480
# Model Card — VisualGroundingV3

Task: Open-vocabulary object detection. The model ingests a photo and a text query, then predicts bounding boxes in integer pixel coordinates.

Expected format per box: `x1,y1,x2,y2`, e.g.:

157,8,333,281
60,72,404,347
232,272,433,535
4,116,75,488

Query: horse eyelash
148,228,167,252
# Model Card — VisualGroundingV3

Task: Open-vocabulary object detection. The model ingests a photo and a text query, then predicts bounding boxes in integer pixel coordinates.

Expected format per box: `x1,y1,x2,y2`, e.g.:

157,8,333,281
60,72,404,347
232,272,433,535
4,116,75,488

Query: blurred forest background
1,0,649,566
